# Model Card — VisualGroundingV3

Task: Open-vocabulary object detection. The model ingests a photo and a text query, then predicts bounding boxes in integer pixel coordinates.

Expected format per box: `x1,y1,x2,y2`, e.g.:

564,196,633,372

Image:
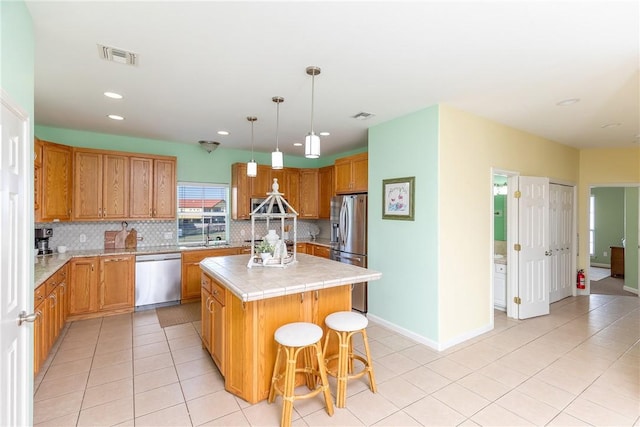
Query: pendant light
246,116,257,177
305,66,321,159
271,96,284,170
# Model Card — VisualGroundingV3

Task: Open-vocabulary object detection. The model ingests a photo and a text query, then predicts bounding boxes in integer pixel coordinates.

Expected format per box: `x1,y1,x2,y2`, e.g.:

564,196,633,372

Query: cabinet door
318,166,333,219
232,163,251,220
211,296,225,373
201,286,212,353
129,157,154,218
153,158,176,219
102,153,129,219
350,153,368,192
99,256,134,311
333,158,353,194
69,257,99,315
34,139,43,217
285,169,300,213
40,141,73,221
299,169,319,218
73,150,103,220
252,165,272,197
57,265,69,323
183,261,203,302
33,300,46,375
312,244,331,259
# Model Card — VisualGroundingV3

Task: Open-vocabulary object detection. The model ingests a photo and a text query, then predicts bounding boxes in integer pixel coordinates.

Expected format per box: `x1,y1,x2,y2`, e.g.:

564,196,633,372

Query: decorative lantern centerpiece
247,178,298,268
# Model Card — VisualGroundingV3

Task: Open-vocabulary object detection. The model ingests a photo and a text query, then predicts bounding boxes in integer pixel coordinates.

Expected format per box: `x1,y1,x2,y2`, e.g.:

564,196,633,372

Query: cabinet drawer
45,275,58,296
211,280,225,305
494,263,506,273
201,273,212,293
34,285,46,305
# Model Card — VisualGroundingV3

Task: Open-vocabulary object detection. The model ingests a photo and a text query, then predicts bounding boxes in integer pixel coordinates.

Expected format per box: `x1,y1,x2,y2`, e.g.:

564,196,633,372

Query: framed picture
382,177,415,220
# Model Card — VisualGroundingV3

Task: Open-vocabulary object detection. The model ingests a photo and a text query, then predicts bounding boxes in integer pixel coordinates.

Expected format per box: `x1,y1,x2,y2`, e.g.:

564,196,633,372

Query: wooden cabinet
311,244,331,259
34,139,43,215
299,169,319,219
129,156,176,219
69,257,99,316
39,140,73,221
334,152,368,194
610,246,624,278
232,163,252,220
99,255,134,311
200,273,226,374
296,242,308,254
34,264,68,374
318,165,333,219
251,165,274,198
73,149,129,220
182,248,240,303
285,168,300,212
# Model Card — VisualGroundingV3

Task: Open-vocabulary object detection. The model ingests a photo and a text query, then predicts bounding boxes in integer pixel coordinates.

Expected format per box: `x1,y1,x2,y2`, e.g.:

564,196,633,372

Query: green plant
255,240,274,254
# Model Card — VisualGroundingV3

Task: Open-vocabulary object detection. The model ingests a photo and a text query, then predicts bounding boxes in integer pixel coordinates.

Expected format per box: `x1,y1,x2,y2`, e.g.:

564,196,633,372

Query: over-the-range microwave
250,198,290,216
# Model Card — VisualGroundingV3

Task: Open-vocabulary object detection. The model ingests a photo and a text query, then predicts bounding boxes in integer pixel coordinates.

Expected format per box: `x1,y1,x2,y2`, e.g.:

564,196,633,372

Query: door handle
545,250,553,256
17,310,39,326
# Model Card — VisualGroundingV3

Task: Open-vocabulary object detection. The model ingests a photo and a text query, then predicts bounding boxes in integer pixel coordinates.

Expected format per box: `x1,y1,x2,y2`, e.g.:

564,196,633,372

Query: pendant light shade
246,116,257,177
271,96,284,170
304,66,321,159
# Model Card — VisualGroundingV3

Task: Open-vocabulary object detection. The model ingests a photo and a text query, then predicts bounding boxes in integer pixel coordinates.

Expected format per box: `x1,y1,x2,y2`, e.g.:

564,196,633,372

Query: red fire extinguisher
577,269,586,289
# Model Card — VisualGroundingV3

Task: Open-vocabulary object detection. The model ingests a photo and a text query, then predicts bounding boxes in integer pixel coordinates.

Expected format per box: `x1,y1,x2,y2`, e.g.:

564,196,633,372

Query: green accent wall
624,187,638,291
35,125,351,184
591,187,625,265
1,1,34,115
494,195,506,241
368,106,439,342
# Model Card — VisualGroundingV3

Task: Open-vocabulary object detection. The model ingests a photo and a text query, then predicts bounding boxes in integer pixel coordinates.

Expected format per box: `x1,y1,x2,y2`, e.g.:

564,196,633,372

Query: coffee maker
35,228,53,255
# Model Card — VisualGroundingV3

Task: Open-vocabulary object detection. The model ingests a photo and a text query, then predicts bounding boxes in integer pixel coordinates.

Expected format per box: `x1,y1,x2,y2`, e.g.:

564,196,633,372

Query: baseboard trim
590,263,610,268
623,286,639,295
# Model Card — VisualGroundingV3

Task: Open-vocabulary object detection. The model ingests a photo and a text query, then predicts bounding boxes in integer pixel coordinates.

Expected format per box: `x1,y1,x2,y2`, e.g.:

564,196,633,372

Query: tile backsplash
36,219,332,251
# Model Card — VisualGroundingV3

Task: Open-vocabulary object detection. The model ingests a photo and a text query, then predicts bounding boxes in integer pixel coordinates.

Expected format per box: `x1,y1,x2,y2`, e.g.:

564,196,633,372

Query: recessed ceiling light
601,122,621,128
107,114,124,121
319,131,330,136
217,130,229,136
293,142,303,147
104,91,123,99
556,98,580,106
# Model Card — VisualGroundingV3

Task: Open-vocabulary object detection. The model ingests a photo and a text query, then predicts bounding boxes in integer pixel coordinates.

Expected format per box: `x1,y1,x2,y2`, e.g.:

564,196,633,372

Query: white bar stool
323,311,377,408
268,322,334,427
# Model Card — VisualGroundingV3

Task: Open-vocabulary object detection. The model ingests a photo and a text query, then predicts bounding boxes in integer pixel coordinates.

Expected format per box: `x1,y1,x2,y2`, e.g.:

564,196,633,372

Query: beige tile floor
34,294,639,426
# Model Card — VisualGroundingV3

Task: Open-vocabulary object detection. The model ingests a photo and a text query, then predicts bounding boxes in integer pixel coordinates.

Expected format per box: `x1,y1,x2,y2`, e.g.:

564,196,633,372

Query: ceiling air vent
352,111,375,120
97,44,138,66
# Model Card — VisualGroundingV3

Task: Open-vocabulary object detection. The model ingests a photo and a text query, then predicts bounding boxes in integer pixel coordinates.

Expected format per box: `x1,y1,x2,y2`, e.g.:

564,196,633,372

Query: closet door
549,184,573,303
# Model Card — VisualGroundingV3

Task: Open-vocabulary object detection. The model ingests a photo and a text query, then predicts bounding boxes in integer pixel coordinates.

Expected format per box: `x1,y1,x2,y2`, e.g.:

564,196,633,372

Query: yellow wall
438,105,580,345
578,147,640,273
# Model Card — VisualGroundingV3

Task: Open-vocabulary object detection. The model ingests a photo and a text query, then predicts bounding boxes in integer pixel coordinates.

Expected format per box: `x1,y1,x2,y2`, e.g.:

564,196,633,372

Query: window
589,194,595,256
177,183,229,245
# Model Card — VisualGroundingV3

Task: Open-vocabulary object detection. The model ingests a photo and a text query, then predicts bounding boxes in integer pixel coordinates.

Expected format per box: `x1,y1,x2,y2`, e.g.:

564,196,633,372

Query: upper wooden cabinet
38,140,73,222
298,169,319,219
73,149,129,220
334,152,368,194
232,163,251,220
251,165,273,198
318,165,334,219
34,139,43,215
232,163,298,220
129,156,176,219
285,168,300,213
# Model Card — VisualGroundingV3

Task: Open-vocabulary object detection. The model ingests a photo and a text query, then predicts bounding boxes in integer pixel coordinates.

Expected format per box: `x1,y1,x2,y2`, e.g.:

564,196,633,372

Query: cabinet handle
315,290,319,301
91,264,94,271
300,293,304,303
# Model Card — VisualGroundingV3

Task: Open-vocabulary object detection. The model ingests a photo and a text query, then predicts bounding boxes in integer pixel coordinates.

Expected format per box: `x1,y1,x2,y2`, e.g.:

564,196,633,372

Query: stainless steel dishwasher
135,252,182,308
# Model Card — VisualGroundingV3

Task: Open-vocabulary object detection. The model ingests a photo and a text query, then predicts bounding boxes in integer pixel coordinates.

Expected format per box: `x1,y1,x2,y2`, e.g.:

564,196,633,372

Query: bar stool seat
323,311,377,408
268,322,334,427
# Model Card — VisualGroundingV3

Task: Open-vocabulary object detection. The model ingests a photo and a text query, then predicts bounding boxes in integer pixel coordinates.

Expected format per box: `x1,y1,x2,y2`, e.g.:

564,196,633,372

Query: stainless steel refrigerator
330,194,368,313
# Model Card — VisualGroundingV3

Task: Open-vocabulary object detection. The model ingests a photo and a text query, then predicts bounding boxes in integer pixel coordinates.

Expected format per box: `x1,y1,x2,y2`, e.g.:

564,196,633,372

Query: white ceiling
25,1,640,157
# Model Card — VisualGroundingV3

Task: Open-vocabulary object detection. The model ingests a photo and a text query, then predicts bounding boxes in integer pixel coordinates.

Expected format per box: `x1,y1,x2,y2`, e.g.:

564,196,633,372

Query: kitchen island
199,253,382,403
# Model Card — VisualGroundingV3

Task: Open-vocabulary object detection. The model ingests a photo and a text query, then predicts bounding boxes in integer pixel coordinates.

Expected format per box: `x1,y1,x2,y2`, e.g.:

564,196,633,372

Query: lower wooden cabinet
181,248,240,303
34,264,69,375
610,246,624,278
311,244,331,259
200,273,226,374
69,255,134,319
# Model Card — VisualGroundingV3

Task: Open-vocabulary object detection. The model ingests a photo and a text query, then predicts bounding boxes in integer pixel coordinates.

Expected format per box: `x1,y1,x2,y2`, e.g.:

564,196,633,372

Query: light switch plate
164,232,173,240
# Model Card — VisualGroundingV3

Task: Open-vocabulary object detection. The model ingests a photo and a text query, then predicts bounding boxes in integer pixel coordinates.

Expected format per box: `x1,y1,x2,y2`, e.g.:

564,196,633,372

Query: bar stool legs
268,322,334,427
323,311,377,408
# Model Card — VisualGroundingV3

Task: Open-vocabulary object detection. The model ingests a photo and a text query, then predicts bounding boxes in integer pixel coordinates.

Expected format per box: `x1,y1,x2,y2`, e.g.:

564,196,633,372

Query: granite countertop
200,253,381,302
34,239,334,288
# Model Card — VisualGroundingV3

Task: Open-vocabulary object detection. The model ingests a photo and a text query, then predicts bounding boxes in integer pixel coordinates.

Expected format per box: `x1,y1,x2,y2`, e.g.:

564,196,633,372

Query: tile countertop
34,239,334,288
200,253,382,303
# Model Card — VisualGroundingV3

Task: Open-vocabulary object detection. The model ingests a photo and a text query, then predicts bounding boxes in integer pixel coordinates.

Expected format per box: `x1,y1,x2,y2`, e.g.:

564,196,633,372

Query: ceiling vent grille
97,44,138,66
352,111,375,120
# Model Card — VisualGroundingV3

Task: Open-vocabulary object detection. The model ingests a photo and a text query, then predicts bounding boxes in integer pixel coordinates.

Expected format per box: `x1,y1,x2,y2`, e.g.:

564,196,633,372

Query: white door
516,176,550,319
0,91,32,426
